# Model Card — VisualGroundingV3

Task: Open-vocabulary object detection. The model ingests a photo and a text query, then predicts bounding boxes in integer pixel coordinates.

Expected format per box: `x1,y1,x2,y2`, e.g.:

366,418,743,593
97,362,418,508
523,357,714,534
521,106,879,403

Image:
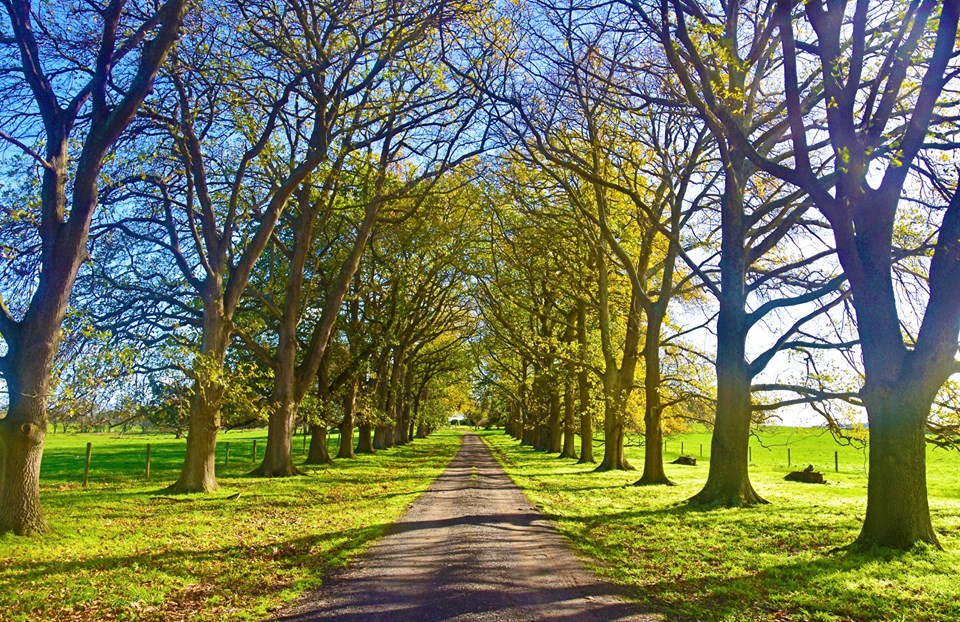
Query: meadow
4,425,959,621
481,427,960,622
0,428,463,621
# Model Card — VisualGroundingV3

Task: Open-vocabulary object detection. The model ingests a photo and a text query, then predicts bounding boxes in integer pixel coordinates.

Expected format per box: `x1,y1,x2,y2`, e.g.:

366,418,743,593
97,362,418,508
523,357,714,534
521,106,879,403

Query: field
4,425,959,621
480,427,960,622
0,428,463,621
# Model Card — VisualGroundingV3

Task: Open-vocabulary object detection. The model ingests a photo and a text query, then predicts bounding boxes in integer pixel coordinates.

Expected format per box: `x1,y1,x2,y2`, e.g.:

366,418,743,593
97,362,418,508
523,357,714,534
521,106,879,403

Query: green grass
0,428,463,621
480,428,960,622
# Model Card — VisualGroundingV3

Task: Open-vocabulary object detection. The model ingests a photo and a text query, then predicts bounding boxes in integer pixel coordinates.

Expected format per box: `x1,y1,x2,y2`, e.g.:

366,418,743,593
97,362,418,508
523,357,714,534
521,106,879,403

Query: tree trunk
596,371,633,471
853,383,939,549
521,424,535,446
0,377,48,535
577,302,595,464
635,316,672,485
690,153,764,506
305,424,333,465
535,424,549,452
356,423,374,454
689,319,764,505
507,401,520,439
560,371,578,459
1,312,61,534
170,301,229,493
547,388,562,453
397,363,413,445
171,387,223,492
252,397,301,477
336,383,357,459
596,394,633,471
416,422,427,438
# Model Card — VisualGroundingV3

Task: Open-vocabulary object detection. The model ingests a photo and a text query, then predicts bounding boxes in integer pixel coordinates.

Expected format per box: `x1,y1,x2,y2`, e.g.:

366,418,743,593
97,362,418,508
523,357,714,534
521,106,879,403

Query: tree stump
784,464,825,484
671,455,697,466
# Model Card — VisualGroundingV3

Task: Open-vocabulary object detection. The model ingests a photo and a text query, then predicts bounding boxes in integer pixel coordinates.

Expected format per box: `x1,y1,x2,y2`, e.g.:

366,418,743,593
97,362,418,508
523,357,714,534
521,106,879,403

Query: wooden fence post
83,442,92,488
145,444,152,481
225,442,230,468
252,439,258,462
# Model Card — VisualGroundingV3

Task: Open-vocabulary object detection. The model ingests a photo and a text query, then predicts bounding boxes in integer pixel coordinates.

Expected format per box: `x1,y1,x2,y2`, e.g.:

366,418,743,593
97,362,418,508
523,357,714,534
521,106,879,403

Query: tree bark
253,397,301,477
560,372,578,459
594,245,638,471
521,424,536,446
337,382,357,459
635,314,672,485
577,301,595,464
356,423,375,454
0,367,48,535
305,424,333,465
688,292,764,505
559,308,577,459
854,384,939,549
169,300,229,493
535,424,549,452
547,388,562,453
689,153,764,506
596,388,633,471
0,305,60,536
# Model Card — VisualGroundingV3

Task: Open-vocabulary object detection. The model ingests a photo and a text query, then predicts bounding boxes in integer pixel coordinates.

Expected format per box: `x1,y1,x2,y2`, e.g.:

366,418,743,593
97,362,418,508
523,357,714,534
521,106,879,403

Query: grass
480,427,960,622
0,428,464,621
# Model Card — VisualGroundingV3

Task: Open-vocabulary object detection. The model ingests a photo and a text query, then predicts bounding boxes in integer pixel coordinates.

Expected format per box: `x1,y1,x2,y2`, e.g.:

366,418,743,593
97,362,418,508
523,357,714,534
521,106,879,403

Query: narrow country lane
275,433,661,622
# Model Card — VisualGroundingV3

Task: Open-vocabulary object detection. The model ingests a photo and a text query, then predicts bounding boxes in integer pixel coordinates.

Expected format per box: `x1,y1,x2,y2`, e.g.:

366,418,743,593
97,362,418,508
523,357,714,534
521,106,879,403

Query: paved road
276,433,661,622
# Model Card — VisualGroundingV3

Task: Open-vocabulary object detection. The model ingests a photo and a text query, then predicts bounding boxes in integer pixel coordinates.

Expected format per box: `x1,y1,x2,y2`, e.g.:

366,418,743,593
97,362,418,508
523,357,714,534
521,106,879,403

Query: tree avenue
1,0,959,558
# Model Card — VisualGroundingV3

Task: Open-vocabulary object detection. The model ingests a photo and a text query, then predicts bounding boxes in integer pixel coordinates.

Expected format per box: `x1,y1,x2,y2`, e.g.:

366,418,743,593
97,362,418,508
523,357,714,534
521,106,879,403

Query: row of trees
2,0,959,553
0,0,489,534
466,0,960,551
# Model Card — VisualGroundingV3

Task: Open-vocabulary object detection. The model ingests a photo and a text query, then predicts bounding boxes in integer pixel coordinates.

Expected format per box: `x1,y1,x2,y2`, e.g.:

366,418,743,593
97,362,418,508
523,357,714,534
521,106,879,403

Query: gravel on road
275,433,662,622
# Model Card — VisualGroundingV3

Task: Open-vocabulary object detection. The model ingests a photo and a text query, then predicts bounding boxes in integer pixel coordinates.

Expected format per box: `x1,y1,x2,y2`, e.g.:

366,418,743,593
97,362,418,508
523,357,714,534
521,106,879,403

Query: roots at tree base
164,480,219,495
687,484,768,507
594,458,635,472
632,475,674,486
247,463,307,477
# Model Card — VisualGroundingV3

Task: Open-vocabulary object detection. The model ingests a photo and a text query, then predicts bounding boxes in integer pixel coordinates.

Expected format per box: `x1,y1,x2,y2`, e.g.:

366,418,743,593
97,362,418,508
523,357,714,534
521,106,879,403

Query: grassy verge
0,429,463,621
480,429,960,622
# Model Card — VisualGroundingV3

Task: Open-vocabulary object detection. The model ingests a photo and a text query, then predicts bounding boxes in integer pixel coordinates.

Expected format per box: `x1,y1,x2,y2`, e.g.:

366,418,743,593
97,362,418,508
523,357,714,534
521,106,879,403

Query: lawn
480,427,960,622
0,428,464,621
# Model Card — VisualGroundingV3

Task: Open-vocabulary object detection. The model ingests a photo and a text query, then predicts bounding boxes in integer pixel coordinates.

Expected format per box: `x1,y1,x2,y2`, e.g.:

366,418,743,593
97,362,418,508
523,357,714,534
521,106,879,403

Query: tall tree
707,0,960,548
0,0,187,534
626,0,848,504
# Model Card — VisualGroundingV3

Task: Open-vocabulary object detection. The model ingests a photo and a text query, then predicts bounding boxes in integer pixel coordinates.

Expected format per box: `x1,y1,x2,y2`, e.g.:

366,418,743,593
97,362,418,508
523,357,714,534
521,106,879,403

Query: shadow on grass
629,545,934,621
547,501,941,621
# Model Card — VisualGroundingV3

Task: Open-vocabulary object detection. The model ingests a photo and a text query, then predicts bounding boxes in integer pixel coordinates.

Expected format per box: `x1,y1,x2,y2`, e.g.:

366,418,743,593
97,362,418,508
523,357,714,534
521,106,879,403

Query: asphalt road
275,433,661,622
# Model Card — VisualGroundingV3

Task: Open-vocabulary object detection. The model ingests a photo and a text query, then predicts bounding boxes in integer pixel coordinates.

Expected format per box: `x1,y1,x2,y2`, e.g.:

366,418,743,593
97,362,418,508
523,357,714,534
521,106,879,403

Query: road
275,433,660,622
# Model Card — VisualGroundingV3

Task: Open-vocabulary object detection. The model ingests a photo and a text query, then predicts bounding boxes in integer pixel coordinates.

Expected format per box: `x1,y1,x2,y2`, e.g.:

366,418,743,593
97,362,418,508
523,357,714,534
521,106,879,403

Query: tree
709,0,960,548
0,0,187,534
626,0,849,504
